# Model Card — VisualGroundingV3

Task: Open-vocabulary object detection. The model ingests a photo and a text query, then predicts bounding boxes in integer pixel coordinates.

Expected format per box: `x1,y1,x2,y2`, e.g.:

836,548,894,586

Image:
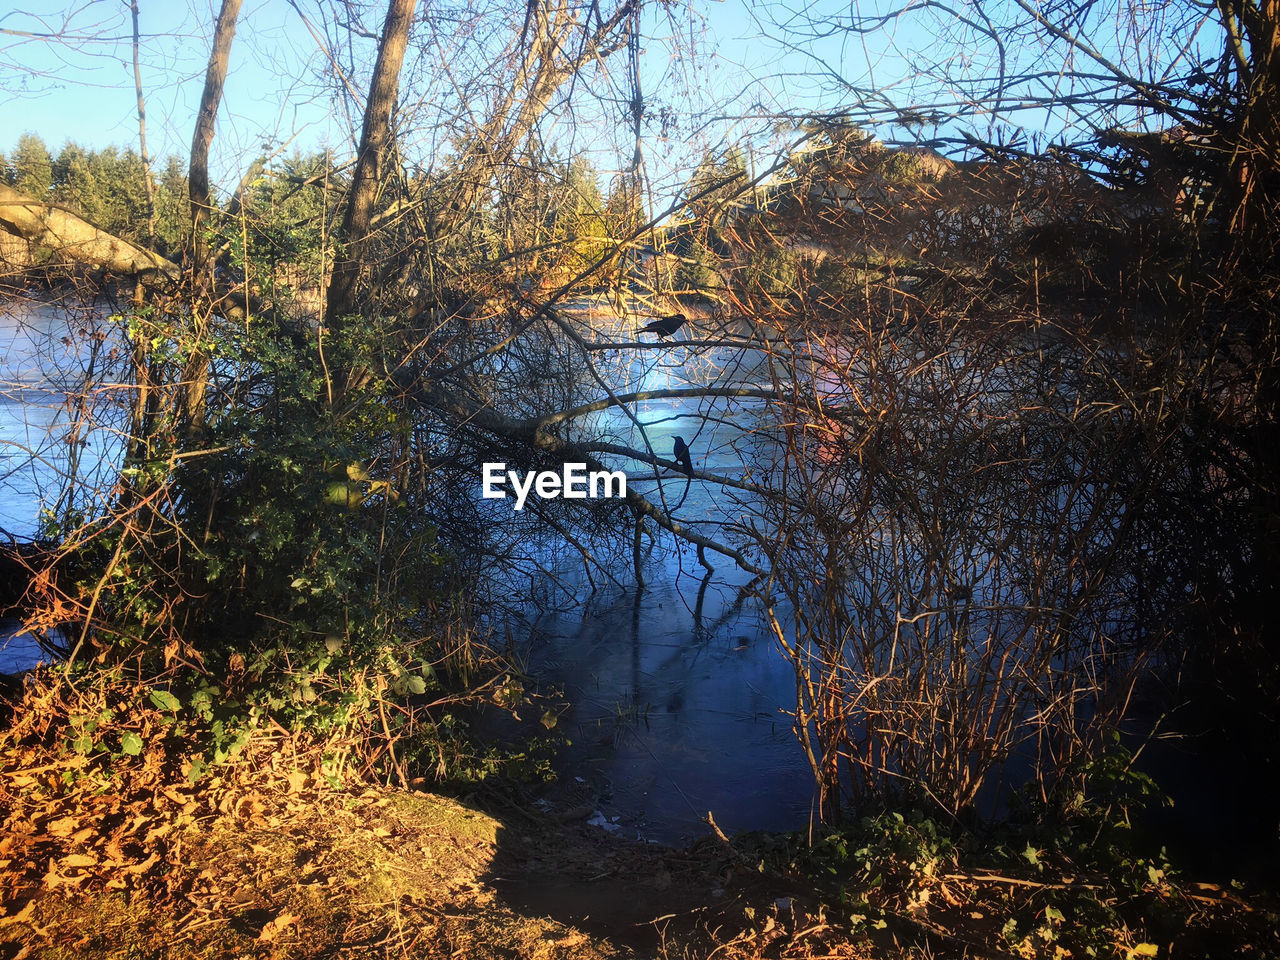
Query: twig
704,810,749,865
943,871,1101,891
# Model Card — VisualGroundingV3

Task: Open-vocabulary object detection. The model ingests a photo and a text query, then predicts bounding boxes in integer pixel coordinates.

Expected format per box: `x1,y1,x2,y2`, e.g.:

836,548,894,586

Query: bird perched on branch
673,435,694,476
639,313,688,338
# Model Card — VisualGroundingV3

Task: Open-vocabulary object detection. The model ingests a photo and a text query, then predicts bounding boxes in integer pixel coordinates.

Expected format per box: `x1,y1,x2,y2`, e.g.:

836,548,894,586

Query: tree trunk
189,0,243,278
324,0,418,331
1237,0,1280,227
130,0,157,243
1236,0,1280,600
184,0,243,430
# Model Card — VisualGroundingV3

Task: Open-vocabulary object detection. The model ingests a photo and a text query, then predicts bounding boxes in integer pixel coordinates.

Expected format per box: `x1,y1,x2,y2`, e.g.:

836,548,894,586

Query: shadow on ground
482,800,792,953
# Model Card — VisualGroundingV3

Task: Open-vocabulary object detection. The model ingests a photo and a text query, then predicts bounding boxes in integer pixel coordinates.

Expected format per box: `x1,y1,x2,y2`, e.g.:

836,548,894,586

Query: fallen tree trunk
0,185,179,282
0,184,265,323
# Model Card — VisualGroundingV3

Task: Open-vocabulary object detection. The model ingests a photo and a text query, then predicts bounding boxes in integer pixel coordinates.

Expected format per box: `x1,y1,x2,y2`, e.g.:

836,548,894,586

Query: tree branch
0,184,178,281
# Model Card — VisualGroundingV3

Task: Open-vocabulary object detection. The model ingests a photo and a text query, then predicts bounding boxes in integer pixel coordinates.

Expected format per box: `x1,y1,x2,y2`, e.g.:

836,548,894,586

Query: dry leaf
125,852,160,875
45,817,79,838
124,814,149,835
0,899,35,924
256,910,300,943
43,866,87,891
104,837,127,864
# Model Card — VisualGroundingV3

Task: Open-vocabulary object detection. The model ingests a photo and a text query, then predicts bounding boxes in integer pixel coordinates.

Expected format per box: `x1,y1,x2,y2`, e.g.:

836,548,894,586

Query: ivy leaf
190,688,214,721
150,690,181,712
120,732,144,756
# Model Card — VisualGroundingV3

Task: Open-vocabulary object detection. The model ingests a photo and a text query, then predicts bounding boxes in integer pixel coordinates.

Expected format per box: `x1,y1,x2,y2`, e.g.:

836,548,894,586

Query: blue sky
0,4,767,158
1,1,340,175
1,0,1219,201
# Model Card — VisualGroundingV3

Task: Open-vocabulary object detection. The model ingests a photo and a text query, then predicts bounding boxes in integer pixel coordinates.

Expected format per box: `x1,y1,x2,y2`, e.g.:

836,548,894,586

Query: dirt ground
0,754,875,960
2,679,1275,960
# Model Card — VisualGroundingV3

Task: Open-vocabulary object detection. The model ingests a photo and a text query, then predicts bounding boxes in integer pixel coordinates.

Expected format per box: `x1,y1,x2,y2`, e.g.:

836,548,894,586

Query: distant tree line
0,133,645,302
0,132,188,258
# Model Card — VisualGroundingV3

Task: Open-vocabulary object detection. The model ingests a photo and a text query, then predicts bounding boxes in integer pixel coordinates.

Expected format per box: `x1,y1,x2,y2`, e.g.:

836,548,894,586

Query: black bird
639,313,688,338
672,435,694,476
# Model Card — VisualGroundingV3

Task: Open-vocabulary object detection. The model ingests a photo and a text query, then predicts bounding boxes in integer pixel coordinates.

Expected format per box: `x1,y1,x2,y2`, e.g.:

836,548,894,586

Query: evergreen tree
685,146,747,226
12,133,52,199
558,157,608,277
238,151,338,289
89,146,150,238
676,235,721,293
604,173,644,238
152,155,191,257
52,141,100,219
602,173,646,285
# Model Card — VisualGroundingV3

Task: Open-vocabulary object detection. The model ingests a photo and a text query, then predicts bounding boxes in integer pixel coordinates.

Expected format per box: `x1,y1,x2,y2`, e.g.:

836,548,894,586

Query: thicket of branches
0,0,674,787
642,0,1277,821
0,0,1275,827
